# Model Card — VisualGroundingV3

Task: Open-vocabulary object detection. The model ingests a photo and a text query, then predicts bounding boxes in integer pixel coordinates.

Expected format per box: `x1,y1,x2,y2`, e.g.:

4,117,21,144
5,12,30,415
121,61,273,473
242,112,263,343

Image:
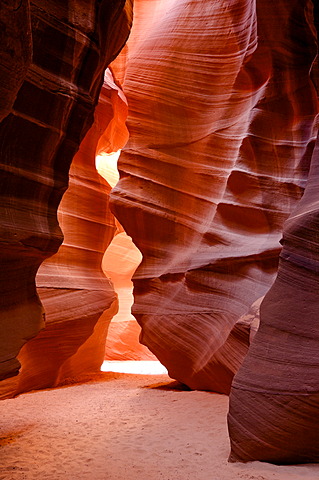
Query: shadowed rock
228,129,319,464
0,0,133,393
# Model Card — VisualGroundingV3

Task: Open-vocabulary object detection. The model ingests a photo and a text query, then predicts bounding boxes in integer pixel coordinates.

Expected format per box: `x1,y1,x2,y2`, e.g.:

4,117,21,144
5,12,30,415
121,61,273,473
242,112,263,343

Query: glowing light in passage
101,361,168,375
96,151,121,188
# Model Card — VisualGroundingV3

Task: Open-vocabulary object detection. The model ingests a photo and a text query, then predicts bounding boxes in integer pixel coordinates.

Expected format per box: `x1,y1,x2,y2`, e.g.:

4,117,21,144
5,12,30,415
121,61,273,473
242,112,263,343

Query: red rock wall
228,131,319,464
0,0,133,395
110,0,319,393
0,1,32,123
23,76,125,394
102,231,157,361
228,2,319,463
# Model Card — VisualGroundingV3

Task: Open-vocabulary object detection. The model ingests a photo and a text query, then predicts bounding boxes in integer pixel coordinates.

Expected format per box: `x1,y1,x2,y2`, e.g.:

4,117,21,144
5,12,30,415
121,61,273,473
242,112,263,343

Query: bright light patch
101,360,168,375
96,151,121,188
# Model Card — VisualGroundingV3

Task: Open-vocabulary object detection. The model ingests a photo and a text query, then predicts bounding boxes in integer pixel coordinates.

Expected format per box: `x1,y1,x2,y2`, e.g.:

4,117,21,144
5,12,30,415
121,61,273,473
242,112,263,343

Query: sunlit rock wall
0,0,133,397
102,231,157,361
96,145,155,361
110,0,319,393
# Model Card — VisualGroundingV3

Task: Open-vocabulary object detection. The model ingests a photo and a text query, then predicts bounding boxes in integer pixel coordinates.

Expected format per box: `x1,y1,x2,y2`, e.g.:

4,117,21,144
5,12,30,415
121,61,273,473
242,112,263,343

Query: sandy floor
1,371,319,480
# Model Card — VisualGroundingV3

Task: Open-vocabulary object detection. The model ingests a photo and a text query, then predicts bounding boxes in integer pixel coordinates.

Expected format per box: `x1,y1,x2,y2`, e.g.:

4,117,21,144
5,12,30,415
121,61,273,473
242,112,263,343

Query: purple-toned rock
228,128,319,464
110,0,318,393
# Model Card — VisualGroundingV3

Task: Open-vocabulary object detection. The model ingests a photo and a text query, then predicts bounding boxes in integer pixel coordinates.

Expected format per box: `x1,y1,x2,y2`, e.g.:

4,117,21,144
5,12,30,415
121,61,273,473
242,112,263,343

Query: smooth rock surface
228,130,319,464
0,0,133,393
102,231,156,361
11,69,132,397
110,0,319,392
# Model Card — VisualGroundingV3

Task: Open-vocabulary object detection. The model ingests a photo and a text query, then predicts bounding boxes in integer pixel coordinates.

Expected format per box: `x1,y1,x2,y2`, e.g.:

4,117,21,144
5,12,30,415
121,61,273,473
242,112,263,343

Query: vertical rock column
228,2,319,463
0,0,133,395
110,0,318,392
228,133,319,464
0,0,33,382
29,75,128,392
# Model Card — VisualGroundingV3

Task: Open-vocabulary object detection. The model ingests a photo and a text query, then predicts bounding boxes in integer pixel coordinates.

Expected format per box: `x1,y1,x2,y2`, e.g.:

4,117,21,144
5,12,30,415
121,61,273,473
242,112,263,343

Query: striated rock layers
0,1,32,123
228,132,319,465
110,0,319,393
228,5,319,463
23,74,127,394
102,231,157,361
0,0,132,394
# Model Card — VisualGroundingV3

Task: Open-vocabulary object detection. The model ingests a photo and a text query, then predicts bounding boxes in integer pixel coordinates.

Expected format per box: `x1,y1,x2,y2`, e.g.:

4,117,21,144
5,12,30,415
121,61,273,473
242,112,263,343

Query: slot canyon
1,0,319,476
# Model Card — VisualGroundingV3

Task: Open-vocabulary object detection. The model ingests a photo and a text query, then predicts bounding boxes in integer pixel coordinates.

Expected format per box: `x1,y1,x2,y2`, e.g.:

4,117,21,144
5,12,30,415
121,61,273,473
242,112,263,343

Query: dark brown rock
0,0,133,389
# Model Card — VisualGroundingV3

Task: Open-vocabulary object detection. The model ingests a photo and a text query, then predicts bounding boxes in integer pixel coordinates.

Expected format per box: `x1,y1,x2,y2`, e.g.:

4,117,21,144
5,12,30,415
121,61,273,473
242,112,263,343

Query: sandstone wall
228,129,319,464
0,0,133,397
228,1,319,463
110,0,319,393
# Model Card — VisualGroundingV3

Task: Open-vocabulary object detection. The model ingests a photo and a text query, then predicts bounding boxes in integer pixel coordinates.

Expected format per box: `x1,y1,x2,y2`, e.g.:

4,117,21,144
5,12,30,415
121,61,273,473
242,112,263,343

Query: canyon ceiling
0,0,319,465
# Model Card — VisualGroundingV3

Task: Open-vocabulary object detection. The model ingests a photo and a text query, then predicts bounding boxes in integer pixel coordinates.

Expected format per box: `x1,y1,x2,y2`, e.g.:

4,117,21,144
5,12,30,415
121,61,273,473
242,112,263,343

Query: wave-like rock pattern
110,0,319,393
0,0,133,391
27,75,126,394
228,128,319,464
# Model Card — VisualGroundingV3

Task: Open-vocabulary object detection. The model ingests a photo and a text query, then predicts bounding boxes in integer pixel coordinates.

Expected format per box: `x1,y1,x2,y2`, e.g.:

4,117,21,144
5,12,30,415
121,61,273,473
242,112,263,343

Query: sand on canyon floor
1,363,319,480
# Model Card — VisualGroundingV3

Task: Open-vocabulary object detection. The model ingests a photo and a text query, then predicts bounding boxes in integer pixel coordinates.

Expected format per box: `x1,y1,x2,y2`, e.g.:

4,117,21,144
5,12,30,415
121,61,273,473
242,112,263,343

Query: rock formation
228,130,319,464
228,2,319,463
20,74,125,394
0,0,133,397
110,0,319,393
1,1,319,467
102,231,157,361
0,1,32,123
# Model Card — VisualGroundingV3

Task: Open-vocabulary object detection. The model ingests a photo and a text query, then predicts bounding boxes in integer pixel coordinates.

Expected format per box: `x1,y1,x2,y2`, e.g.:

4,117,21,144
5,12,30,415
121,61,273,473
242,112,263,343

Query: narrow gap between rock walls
95,151,168,376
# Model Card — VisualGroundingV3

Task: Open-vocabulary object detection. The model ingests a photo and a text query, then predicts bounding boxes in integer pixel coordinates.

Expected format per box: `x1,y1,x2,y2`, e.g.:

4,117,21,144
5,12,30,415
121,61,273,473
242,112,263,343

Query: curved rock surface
27,76,124,393
110,0,319,392
102,231,156,361
228,2,319,465
0,0,133,394
228,130,319,464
